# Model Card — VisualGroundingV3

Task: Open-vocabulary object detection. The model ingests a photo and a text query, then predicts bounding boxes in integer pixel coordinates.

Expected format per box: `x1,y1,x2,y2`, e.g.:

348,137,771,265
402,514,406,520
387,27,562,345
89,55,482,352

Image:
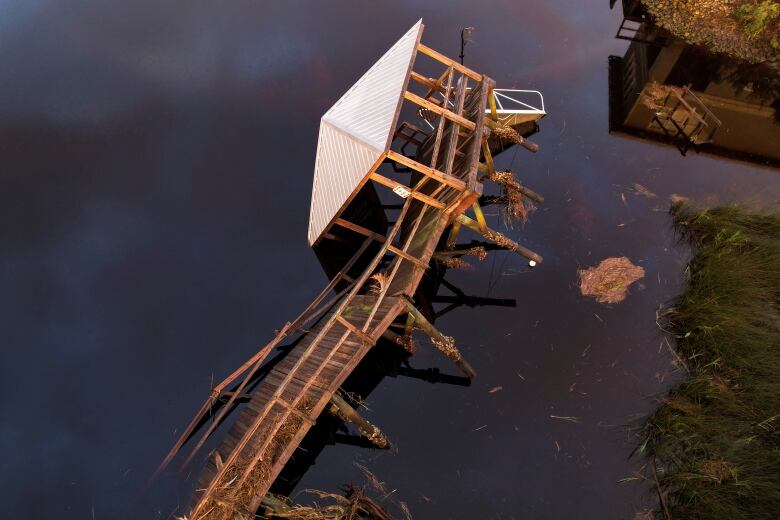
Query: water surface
1,1,779,519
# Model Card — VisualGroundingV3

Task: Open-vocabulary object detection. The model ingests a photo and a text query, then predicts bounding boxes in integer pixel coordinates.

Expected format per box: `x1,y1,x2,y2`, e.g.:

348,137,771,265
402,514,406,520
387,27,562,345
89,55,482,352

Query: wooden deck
155,45,515,520
194,294,404,516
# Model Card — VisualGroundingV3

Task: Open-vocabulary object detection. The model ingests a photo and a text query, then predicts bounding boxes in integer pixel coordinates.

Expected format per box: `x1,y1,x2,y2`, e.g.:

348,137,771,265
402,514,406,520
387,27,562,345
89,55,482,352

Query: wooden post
456,214,543,265
477,163,545,204
328,394,390,449
401,296,476,379
261,494,292,516
381,329,415,353
483,117,539,153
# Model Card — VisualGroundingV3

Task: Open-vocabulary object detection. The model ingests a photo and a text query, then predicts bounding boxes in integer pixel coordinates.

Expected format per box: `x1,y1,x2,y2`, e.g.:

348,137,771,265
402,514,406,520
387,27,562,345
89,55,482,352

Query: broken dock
156,19,547,519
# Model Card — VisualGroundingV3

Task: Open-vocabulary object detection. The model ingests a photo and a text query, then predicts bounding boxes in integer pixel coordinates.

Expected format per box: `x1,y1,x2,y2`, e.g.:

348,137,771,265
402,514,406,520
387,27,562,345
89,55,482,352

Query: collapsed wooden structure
157,20,547,519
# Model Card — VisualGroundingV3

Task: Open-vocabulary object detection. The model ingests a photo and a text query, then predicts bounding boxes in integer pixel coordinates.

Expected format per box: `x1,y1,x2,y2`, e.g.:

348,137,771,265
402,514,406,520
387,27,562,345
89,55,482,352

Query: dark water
1,1,779,519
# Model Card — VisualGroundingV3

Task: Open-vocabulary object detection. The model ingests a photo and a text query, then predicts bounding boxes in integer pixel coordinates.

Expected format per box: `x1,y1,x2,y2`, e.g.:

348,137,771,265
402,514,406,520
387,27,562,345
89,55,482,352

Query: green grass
737,1,780,43
642,203,780,519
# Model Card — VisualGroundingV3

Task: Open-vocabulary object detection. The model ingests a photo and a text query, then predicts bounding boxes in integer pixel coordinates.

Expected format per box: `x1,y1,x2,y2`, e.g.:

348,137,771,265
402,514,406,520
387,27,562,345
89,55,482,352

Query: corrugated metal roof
307,124,381,246
308,20,423,246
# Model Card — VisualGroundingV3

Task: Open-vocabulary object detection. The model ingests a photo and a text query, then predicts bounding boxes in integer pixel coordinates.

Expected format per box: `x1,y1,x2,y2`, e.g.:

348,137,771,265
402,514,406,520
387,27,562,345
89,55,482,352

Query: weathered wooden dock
156,20,547,519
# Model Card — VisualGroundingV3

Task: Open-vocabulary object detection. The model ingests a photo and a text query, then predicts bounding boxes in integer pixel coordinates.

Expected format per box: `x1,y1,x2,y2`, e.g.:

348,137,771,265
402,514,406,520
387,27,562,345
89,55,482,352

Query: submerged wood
455,214,543,264
483,117,539,152
328,394,390,449
402,296,476,379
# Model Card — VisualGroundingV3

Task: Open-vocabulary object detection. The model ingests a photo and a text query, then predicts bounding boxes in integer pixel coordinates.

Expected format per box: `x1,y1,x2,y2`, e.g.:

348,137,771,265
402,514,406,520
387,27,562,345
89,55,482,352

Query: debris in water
578,257,645,304
632,183,656,198
550,415,581,424
488,386,503,394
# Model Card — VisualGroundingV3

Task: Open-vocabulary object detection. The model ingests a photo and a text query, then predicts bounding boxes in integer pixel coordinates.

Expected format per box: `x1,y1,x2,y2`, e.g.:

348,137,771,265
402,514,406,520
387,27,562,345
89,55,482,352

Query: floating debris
632,183,657,198
578,257,645,304
549,415,581,424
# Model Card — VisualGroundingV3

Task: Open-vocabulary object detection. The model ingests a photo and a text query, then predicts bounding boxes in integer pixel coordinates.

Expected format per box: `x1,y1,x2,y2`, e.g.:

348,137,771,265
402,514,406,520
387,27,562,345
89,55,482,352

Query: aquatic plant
642,203,780,519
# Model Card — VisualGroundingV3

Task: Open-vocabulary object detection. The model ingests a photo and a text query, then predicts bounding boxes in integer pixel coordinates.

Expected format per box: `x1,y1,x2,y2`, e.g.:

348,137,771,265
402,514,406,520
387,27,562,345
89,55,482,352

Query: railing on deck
489,89,545,115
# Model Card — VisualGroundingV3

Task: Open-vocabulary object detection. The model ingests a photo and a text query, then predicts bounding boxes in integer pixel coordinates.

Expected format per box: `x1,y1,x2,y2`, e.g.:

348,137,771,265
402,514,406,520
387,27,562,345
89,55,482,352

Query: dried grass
483,229,520,253
266,488,396,520
431,335,461,363
393,334,415,353
578,257,645,304
487,169,536,225
368,273,388,296
435,257,474,270
490,124,523,144
193,402,314,519
261,463,409,520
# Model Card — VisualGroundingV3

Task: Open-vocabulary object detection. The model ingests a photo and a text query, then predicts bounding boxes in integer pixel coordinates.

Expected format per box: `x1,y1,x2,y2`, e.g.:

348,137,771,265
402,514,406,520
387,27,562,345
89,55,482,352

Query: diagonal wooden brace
401,296,476,379
456,214,543,265
328,394,390,449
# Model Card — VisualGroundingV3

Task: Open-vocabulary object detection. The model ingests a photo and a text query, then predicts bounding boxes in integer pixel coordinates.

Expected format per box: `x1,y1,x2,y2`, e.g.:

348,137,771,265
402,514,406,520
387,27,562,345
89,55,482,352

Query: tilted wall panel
307,122,382,245
308,20,423,246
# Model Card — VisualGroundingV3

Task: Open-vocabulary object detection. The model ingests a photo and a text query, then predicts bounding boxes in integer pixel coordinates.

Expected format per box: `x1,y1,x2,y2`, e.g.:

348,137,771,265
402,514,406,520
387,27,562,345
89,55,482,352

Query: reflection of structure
608,0,780,168
156,20,546,520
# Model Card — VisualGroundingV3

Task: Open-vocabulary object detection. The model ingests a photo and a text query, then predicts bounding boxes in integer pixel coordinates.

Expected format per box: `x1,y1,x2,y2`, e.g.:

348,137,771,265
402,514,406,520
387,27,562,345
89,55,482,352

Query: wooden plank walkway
192,294,404,516
158,58,498,520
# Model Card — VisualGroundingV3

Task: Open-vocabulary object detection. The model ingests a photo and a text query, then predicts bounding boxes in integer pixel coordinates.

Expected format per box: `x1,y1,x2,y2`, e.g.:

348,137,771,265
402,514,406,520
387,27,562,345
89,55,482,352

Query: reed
641,202,780,519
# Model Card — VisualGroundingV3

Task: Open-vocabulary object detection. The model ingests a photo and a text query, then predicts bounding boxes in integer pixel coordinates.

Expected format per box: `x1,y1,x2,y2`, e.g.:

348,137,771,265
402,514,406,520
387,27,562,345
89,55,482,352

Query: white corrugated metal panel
307,123,383,245
323,20,422,151
308,20,423,246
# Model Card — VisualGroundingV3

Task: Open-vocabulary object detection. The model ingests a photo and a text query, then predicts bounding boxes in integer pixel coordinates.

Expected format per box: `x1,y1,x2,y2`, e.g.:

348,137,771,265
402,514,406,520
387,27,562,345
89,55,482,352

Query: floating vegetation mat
578,256,645,304
640,202,780,519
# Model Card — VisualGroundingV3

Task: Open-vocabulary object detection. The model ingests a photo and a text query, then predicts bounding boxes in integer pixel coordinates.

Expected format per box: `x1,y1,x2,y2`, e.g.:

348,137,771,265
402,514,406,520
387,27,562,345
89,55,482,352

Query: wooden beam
409,71,440,91
476,163,545,204
484,117,539,153
336,315,375,346
381,329,415,353
222,391,253,400
328,393,390,449
401,296,476,379
404,90,476,131
471,202,488,233
387,244,429,270
455,214,543,264
386,150,466,191
487,86,498,121
368,172,445,209
416,43,482,81
333,218,386,243
429,65,454,170
422,66,453,103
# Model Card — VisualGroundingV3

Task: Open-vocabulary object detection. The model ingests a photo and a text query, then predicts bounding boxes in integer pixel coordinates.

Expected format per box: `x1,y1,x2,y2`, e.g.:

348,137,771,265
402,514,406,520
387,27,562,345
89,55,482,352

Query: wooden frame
167,28,509,519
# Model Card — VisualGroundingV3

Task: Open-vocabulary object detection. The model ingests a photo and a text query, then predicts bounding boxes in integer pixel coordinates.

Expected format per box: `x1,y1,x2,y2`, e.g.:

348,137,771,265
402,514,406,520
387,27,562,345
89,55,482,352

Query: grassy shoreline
642,203,780,519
